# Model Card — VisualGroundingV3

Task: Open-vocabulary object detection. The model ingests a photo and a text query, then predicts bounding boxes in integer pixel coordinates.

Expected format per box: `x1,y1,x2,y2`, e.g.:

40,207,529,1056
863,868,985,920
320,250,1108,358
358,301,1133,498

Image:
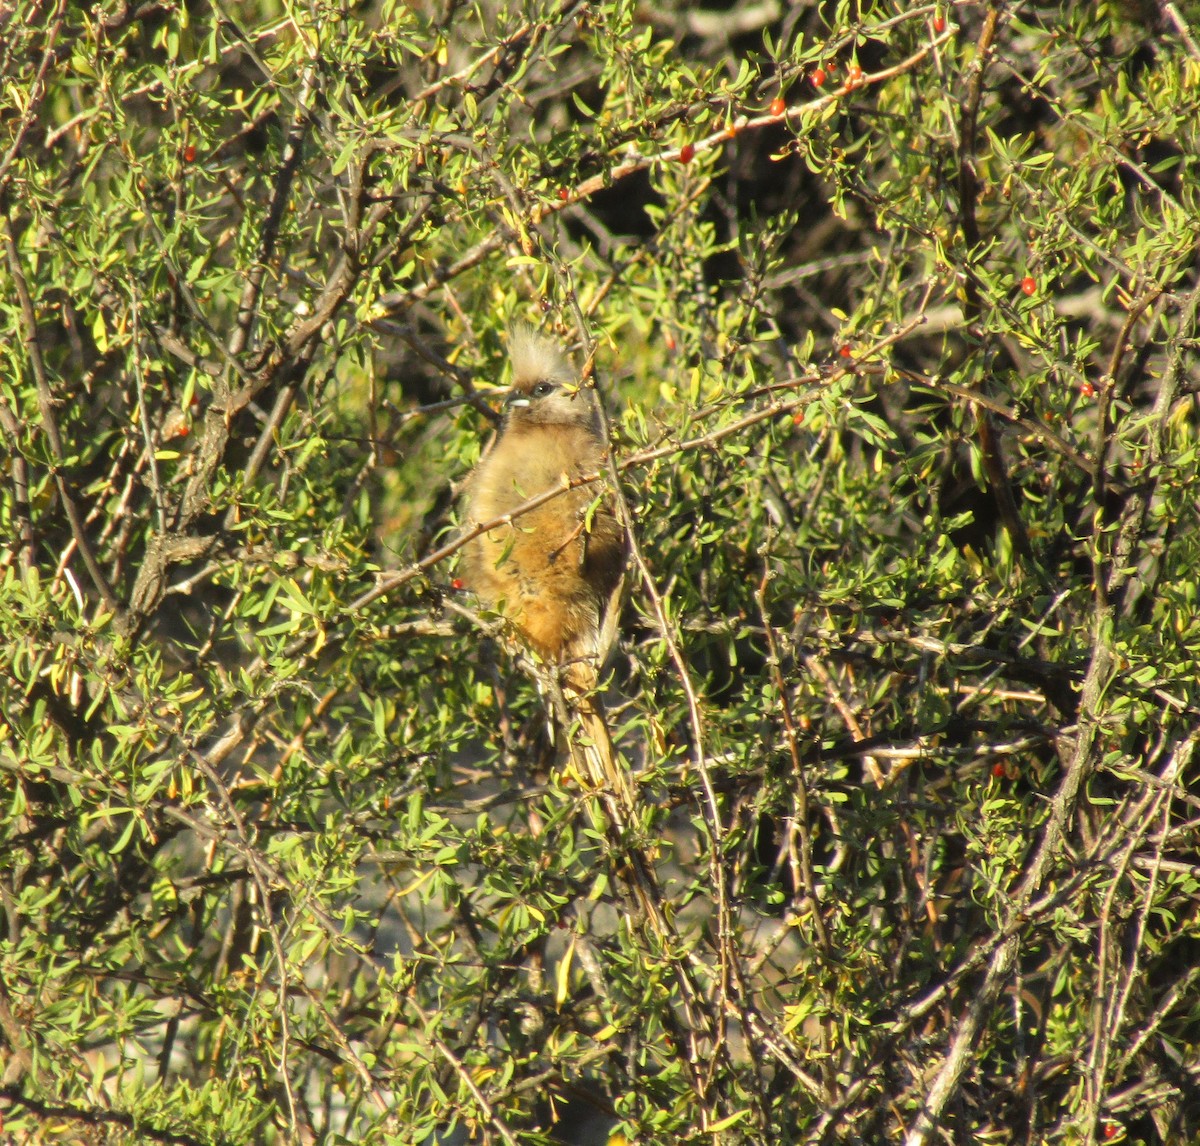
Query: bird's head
502,326,598,430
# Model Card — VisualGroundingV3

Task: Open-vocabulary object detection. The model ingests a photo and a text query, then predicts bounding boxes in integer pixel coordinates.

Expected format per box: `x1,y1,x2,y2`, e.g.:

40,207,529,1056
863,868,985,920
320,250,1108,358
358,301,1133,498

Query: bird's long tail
563,663,636,814
558,662,715,1083
561,664,675,947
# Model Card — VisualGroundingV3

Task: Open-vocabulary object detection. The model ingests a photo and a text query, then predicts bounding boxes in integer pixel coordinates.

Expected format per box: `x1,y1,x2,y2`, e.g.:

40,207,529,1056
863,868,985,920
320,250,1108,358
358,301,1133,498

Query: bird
460,327,625,669
461,331,704,1024
460,326,631,804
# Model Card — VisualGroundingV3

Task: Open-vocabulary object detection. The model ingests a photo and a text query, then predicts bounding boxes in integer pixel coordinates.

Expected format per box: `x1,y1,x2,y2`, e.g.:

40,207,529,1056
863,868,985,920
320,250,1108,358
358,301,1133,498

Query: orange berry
1020,275,1037,295
838,344,853,358
933,12,946,32
847,63,863,86
679,142,695,164
769,96,786,117
1080,381,1095,398
812,67,827,87
183,143,197,163
557,187,569,201
792,410,804,425
451,578,465,591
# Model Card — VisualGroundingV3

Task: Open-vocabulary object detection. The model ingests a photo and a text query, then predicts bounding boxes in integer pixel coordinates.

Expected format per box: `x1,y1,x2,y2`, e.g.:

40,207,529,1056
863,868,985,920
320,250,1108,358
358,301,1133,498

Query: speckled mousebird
461,327,625,676
461,327,630,802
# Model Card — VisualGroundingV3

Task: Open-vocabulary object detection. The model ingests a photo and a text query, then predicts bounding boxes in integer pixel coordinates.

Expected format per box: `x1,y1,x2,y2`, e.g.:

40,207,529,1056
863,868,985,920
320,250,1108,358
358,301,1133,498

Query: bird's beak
505,392,530,409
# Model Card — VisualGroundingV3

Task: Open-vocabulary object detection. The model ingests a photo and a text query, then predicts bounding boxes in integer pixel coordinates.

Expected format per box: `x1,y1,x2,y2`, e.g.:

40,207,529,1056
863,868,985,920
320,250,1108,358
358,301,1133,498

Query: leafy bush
2,0,1199,1142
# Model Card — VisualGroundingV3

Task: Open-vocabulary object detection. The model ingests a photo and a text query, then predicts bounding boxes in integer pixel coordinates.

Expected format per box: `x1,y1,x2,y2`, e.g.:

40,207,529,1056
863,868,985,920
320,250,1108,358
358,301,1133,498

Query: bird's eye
531,381,556,398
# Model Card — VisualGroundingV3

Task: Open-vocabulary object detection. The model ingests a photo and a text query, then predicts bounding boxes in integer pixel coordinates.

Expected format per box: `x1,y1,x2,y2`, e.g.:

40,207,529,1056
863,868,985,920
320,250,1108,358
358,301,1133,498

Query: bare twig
0,0,68,195
755,567,830,951
0,396,35,572
3,215,121,614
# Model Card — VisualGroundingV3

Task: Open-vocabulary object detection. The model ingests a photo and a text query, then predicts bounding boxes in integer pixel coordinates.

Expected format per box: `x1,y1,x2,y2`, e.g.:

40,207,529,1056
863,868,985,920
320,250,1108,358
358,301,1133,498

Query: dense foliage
2,0,1199,1142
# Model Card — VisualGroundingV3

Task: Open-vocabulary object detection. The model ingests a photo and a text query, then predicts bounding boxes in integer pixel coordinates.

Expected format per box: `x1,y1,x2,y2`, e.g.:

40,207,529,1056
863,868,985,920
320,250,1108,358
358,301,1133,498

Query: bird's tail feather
561,663,676,946
564,668,636,813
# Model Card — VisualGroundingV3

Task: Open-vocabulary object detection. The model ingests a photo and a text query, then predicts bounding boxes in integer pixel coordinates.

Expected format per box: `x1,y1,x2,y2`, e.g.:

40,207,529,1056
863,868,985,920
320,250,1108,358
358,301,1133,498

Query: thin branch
755,567,830,952
3,215,122,614
228,62,317,360
372,29,954,320
0,0,68,195
0,395,35,572
0,1086,211,1146
954,2,1033,563
184,751,300,1136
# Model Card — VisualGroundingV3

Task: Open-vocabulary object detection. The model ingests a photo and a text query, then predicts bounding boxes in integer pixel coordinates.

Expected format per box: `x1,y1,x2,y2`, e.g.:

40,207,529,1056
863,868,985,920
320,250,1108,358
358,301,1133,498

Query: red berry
678,142,695,164
992,762,1007,778
838,344,853,358
451,578,465,591
847,63,864,86
769,96,786,117
812,67,827,87
1080,381,1095,398
557,187,569,201
933,12,946,32
1103,1125,1119,1141
183,143,197,163
792,410,804,425
1020,275,1037,295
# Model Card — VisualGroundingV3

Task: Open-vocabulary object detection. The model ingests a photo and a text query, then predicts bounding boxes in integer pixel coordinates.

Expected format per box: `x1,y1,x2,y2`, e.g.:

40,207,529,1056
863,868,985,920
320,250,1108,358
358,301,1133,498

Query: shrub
2,1,1198,1142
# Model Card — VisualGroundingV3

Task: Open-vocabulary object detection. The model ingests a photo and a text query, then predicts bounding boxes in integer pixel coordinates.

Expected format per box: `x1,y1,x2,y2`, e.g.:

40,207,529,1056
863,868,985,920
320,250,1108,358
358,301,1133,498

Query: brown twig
0,0,68,195
371,28,954,320
953,3,1033,563
0,396,35,573
1091,287,1162,609
3,215,121,614
0,1086,208,1146
755,568,831,952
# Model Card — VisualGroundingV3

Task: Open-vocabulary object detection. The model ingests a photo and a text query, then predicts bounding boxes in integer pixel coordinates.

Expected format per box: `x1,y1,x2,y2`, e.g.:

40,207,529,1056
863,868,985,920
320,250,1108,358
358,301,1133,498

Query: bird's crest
508,325,576,391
